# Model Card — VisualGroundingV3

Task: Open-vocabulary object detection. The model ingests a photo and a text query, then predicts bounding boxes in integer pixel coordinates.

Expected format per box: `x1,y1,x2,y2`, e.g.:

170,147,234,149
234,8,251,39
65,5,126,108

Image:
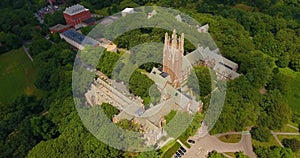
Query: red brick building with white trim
63,4,91,28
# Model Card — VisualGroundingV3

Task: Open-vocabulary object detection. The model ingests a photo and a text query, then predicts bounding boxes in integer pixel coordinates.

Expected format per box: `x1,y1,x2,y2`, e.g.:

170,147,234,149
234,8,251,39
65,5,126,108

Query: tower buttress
172,29,177,49
180,33,184,53
162,29,184,88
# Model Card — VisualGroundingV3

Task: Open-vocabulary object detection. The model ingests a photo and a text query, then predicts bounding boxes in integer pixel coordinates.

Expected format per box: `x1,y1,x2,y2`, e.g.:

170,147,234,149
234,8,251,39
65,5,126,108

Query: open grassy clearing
178,136,191,148
160,139,176,153
280,68,300,113
273,124,299,133
161,142,181,158
252,135,280,148
0,48,44,103
277,135,300,143
224,152,236,157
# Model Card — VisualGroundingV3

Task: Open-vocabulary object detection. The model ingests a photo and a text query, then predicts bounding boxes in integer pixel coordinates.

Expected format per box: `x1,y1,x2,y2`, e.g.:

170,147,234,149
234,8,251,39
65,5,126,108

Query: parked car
178,149,184,155
176,151,181,156
188,139,195,144
180,146,186,153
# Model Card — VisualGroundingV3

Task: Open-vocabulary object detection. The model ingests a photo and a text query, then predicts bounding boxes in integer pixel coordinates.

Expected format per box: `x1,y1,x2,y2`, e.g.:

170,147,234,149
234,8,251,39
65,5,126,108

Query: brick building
63,4,92,28
49,24,71,34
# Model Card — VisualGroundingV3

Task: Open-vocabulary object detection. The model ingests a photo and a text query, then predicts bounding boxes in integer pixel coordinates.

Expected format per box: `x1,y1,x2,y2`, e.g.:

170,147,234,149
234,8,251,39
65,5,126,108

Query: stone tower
163,29,184,88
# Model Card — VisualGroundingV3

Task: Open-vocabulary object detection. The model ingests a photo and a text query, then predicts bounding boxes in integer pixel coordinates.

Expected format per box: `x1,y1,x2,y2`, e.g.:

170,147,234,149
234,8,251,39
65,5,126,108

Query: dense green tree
267,72,292,95
28,109,122,158
137,150,159,158
276,54,290,68
96,50,121,77
275,28,298,54
100,103,120,120
258,90,291,130
29,37,52,56
129,69,160,106
0,32,21,54
117,119,142,132
211,76,258,134
80,25,94,35
0,8,37,34
0,96,43,158
208,150,226,158
139,62,161,73
49,32,62,43
239,50,274,88
114,28,194,54
2,1,300,157
235,152,249,158
254,146,294,158
250,126,271,142
44,11,65,26
33,42,73,90
282,138,300,152
292,112,300,126
164,110,176,124
289,55,300,72
31,116,58,140
187,66,212,97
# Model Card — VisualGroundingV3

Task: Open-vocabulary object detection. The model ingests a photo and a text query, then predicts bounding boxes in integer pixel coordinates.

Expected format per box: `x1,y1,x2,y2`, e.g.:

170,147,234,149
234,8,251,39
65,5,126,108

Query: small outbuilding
121,8,134,16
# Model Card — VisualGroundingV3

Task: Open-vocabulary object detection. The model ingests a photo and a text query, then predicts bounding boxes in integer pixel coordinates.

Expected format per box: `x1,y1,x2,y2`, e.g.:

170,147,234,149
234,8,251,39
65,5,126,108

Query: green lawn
277,135,300,142
286,74,300,113
224,152,236,157
0,48,43,103
160,140,176,153
218,134,242,143
273,124,299,133
161,142,181,158
178,136,191,148
252,135,280,148
280,68,300,113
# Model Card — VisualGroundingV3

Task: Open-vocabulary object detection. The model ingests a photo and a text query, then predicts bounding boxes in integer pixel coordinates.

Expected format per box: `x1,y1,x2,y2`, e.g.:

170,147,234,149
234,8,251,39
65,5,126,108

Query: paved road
271,130,300,147
287,124,299,131
182,124,256,158
242,134,256,158
271,131,284,147
182,132,256,158
274,132,300,135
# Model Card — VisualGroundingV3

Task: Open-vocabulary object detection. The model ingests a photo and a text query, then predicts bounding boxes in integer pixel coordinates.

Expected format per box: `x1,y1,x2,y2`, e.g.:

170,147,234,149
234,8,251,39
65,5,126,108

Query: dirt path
22,45,33,62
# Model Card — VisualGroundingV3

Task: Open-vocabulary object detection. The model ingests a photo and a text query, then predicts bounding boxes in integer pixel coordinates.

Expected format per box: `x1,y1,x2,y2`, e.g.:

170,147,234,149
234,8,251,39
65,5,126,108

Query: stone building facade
163,30,184,88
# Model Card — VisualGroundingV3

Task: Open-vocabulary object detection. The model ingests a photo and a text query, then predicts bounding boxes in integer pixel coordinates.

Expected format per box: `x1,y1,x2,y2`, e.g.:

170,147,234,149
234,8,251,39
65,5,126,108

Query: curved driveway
182,130,256,158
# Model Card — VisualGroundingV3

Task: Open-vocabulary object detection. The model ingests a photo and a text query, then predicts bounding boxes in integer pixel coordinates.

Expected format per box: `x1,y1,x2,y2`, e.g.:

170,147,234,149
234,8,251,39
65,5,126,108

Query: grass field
0,48,43,103
277,135,300,142
161,142,181,158
252,135,280,148
286,74,300,113
160,140,176,153
178,136,191,148
224,152,236,157
218,134,242,143
273,124,299,133
280,68,300,113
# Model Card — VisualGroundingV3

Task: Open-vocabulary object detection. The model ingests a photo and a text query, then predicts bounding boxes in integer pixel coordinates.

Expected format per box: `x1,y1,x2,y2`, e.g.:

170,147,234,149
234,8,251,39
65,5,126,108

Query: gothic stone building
162,30,184,88
162,29,240,87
